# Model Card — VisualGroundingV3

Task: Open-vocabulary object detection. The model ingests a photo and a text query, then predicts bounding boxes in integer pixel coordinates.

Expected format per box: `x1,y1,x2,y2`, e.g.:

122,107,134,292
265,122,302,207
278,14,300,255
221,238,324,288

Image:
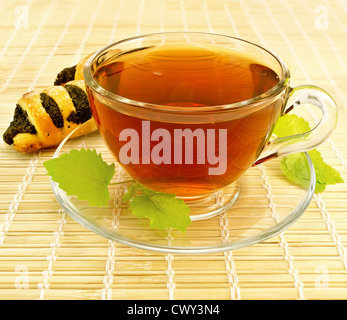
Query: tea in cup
84,32,337,218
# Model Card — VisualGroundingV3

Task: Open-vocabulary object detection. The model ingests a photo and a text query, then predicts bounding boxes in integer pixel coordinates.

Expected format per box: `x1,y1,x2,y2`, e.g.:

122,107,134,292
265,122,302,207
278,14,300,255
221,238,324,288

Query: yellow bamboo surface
1,0,347,300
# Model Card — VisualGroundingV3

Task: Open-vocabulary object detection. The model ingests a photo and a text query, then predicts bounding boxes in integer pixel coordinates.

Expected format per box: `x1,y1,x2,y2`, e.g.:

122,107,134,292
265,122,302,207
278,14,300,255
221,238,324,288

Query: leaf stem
109,179,135,186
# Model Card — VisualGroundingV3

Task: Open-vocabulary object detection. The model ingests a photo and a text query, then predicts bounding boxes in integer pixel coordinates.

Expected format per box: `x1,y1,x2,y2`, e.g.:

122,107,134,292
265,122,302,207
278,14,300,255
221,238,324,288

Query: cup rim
83,31,290,113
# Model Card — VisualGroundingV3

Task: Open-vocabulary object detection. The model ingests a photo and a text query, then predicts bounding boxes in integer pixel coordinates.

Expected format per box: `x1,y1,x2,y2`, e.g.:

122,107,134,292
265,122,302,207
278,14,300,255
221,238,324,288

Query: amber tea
88,43,281,197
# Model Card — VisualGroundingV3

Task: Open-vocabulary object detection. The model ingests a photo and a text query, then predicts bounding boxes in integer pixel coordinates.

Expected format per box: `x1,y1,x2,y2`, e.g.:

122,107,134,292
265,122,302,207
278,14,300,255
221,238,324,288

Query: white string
231,0,306,300
204,0,241,300
108,0,125,44
36,0,87,300
29,0,83,91
271,0,347,269
72,0,104,65
300,1,347,75
135,0,146,36
278,0,346,110
180,0,188,31
0,0,57,94
0,0,33,60
330,0,347,33
258,164,305,299
166,253,176,300
0,0,60,246
0,154,39,245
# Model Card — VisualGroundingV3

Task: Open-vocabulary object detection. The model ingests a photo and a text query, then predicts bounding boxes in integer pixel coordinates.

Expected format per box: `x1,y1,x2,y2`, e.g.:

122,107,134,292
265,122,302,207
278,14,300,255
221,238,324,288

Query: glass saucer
49,125,316,254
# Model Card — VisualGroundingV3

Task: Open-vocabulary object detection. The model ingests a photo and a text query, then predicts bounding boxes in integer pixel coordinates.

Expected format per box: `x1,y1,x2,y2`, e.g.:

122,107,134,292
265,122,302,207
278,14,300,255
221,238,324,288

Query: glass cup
83,32,337,220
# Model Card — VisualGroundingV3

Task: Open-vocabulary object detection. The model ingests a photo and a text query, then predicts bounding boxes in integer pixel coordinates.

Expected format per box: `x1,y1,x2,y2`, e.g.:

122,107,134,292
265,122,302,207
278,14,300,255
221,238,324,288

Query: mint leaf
274,114,343,192
44,148,115,207
281,150,343,192
44,149,191,232
308,149,343,192
127,188,191,233
273,114,311,137
280,152,311,189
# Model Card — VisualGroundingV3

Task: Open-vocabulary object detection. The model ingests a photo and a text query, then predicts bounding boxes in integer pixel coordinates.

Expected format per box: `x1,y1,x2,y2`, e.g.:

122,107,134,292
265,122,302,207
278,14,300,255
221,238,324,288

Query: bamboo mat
1,0,347,300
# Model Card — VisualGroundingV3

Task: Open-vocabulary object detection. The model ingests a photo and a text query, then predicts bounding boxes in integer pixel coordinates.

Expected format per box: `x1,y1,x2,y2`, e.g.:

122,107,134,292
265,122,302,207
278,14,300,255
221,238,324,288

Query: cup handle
254,85,338,166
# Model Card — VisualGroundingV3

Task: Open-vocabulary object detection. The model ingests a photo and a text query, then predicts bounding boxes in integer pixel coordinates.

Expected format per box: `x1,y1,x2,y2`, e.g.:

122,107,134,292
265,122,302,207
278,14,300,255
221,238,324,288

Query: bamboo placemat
1,0,347,300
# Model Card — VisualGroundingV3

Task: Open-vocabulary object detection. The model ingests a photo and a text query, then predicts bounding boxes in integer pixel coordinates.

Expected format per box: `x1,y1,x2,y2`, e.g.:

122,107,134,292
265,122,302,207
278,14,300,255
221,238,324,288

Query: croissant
3,79,97,153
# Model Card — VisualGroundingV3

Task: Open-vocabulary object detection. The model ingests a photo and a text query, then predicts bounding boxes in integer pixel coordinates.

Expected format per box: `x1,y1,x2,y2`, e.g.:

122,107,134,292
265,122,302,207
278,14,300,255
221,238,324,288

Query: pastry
3,80,97,153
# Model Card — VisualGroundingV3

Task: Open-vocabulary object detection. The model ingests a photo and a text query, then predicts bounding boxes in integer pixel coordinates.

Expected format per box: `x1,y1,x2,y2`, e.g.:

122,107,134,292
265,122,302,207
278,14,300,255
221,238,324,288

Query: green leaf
280,153,311,189
44,149,191,232
129,189,191,233
280,149,343,193
43,148,115,207
273,113,343,192
273,114,311,138
308,149,343,192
